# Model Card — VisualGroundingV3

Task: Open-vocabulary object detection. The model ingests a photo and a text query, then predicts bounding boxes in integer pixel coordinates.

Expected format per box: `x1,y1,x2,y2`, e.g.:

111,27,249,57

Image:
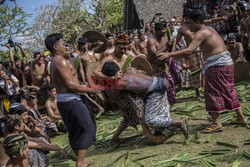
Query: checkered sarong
205,65,240,113
188,52,202,89
114,91,143,129
155,72,176,105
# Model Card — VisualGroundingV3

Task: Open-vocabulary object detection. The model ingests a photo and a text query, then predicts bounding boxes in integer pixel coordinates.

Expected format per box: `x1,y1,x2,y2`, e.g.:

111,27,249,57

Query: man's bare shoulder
45,99,52,107
52,56,68,68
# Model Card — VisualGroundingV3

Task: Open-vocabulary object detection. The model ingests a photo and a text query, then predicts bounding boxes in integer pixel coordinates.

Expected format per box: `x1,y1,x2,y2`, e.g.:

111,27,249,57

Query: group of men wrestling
40,9,246,167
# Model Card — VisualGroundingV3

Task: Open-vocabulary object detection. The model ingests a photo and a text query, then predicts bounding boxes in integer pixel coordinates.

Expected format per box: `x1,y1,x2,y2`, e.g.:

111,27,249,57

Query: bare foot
83,159,93,167
146,134,167,144
110,137,120,144
180,119,189,139
235,118,248,126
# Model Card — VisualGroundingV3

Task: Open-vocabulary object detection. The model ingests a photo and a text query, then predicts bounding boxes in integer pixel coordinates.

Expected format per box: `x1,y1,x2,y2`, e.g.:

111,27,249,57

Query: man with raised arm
45,33,102,167
157,9,247,133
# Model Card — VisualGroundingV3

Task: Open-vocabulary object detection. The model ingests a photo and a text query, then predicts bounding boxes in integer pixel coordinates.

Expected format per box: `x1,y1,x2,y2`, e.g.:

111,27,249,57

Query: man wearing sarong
157,9,247,133
101,61,188,139
176,11,230,100
46,33,102,167
94,33,165,144
147,22,176,105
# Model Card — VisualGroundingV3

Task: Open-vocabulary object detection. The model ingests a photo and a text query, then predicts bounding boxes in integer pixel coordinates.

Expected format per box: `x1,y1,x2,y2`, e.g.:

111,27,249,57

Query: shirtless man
147,22,176,105
94,33,163,144
104,33,115,55
136,30,148,55
45,33,101,167
176,12,229,100
240,7,249,53
45,84,61,120
78,37,104,77
157,9,247,133
226,34,244,62
30,52,49,87
101,62,188,140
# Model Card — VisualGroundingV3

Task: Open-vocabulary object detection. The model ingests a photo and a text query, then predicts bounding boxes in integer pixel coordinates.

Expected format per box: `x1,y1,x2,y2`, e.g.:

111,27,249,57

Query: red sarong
205,65,240,113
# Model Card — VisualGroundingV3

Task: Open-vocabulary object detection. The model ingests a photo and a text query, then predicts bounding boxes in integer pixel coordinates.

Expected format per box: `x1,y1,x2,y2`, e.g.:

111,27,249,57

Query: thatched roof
133,0,186,23
123,0,187,30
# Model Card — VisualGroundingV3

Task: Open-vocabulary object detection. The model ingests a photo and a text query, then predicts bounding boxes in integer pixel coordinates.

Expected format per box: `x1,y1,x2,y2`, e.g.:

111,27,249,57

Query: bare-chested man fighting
94,33,163,144
157,9,247,133
45,33,101,167
176,11,229,100
147,22,176,105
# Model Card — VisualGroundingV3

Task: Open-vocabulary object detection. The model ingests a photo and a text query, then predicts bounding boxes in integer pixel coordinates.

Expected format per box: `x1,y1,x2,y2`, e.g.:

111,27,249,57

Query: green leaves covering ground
49,81,250,167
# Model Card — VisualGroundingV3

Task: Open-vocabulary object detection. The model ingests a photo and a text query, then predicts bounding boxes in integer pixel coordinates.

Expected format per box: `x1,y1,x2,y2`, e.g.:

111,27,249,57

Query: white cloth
0,75,20,96
202,51,233,74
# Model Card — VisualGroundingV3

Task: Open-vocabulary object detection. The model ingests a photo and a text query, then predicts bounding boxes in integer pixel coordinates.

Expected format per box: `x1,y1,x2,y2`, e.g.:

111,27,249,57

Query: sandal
202,125,223,133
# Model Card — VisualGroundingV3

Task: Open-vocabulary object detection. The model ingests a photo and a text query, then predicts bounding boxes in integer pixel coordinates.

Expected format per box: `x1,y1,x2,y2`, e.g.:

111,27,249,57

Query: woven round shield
86,62,99,78
234,61,250,83
81,31,108,53
131,55,153,76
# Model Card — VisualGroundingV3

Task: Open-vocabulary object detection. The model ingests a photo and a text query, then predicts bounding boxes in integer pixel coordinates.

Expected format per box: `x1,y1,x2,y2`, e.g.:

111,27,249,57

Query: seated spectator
45,85,66,132
0,66,20,96
2,115,69,167
27,93,58,135
2,135,29,167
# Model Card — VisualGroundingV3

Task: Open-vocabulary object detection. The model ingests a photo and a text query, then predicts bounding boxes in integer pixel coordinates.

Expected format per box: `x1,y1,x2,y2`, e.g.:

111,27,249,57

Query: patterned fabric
167,58,181,86
151,62,176,105
205,65,241,113
2,135,28,157
145,77,173,128
155,71,176,105
202,51,233,74
28,109,58,133
181,69,191,88
57,93,81,102
113,91,143,130
188,52,202,89
29,149,49,167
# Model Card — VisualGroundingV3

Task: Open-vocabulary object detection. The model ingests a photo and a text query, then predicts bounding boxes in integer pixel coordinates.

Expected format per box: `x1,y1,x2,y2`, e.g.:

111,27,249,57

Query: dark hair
47,84,55,92
21,64,29,71
44,33,63,53
186,9,206,24
155,22,166,31
101,61,120,77
105,32,113,39
33,52,41,59
3,115,21,133
14,56,20,62
77,37,87,51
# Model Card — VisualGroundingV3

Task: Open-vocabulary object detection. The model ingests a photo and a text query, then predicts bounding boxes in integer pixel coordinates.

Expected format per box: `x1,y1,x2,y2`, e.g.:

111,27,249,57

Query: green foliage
0,4,30,42
0,49,23,62
27,0,124,50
